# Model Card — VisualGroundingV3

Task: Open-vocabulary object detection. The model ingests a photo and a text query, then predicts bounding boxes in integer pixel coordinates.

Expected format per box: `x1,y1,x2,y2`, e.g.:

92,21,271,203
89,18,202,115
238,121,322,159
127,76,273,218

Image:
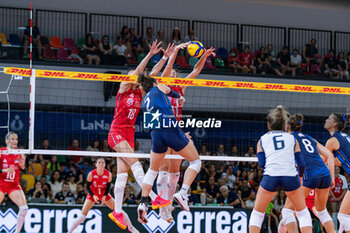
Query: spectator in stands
68,173,78,195
324,50,340,79
50,170,63,198
143,27,156,52
238,179,251,201
39,175,50,189
290,49,302,74
68,139,83,164
185,29,198,42
129,27,143,55
76,183,86,204
273,190,286,220
221,164,236,189
23,19,42,59
156,30,167,51
54,182,75,204
256,47,270,74
238,46,256,74
227,48,240,72
86,139,100,151
114,36,127,65
33,139,52,168
171,27,182,45
266,201,279,233
102,139,111,152
69,164,84,184
199,144,211,155
46,155,60,175
337,51,349,80
200,176,220,205
120,26,130,42
82,34,100,65
277,46,296,76
244,146,256,157
216,144,227,157
28,181,48,203
230,145,239,157
123,184,137,204
267,44,283,76
303,39,321,72
245,191,256,209
217,185,240,207
205,163,222,181
98,35,114,65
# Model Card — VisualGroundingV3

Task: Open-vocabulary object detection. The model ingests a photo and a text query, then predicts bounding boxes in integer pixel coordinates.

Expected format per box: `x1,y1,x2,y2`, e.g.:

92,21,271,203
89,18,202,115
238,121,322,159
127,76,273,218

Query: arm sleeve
167,89,181,98
104,182,111,196
257,152,266,168
294,151,306,177
86,182,95,196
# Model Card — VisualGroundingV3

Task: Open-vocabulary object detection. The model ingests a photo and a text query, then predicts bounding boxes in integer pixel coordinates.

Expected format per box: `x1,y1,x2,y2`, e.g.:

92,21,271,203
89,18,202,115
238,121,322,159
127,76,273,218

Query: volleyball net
1,66,350,162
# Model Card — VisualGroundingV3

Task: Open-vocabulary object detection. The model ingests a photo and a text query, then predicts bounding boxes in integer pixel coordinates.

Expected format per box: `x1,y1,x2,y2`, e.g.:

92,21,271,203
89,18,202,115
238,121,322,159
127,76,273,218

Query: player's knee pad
338,213,350,231
157,171,168,184
296,208,312,228
249,209,265,228
315,209,332,225
143,169,158,186
281,208,296,225
115,173,128,189
131,161,144,179
188,159,201,173
169,172,180,184
19,205,28,216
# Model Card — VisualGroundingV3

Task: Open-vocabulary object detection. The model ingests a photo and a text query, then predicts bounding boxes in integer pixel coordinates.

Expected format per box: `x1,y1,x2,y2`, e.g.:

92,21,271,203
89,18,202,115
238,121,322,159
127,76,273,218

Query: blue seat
8,34,21,46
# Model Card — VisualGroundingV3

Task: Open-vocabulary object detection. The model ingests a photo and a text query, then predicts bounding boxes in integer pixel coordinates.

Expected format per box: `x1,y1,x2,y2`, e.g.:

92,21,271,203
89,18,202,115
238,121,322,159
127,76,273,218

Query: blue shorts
303,175,332,190
261,175,300,192
151,128,189,153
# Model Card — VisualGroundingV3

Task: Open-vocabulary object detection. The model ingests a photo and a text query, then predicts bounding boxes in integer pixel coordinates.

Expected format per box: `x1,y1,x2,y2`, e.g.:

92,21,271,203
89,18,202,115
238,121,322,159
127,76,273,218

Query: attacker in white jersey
249,106,312,233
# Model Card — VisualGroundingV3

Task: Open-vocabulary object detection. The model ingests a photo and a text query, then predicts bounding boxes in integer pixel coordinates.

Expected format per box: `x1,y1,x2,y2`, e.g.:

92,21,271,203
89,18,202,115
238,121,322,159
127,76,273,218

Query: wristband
162,55,168,61
0,169,2,173
167,89,181,98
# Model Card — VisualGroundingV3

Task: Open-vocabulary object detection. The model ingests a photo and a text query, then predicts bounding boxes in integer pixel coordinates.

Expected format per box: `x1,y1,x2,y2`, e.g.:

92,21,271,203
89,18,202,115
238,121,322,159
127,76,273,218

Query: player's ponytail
137,72,157,93
267,105,290,131
333,112,350,131
290,113,304,132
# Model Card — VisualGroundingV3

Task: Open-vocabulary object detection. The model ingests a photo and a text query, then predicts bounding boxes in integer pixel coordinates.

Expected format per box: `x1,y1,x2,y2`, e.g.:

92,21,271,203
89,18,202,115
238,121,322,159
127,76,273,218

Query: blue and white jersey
142,86,176,130
260,131,298,176
292,132,330,179
332,131,350,175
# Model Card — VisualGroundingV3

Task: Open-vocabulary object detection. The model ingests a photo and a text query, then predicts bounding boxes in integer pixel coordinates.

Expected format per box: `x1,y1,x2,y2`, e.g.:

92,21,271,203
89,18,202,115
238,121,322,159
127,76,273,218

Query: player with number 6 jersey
278,114,335,233
0,132,28,233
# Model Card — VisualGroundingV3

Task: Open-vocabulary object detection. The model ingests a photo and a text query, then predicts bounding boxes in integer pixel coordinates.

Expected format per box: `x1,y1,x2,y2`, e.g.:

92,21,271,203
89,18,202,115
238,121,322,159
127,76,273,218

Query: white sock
16,205,28,233
157,171,169,199
167,172,180,201
179,184,190,196
339,224,344,233
131,161,157,201
114,173,128,213
68,213,86,233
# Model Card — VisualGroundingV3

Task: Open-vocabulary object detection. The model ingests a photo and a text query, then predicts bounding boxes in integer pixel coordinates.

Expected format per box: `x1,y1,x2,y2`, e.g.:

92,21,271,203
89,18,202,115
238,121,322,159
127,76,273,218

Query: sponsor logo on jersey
3,159,7,163
93,175,99,179
102,175,108,179
0,209,17,232
102,182,107,185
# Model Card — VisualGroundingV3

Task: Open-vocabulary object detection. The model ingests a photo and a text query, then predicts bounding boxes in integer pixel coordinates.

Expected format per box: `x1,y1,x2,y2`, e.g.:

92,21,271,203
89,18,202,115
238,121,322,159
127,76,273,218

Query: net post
29,69,36,153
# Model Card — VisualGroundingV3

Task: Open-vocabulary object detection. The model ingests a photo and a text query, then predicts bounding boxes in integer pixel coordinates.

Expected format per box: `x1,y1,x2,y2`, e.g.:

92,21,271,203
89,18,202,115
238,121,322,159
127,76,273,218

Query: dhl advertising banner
4,67,350,95
1,204,249,233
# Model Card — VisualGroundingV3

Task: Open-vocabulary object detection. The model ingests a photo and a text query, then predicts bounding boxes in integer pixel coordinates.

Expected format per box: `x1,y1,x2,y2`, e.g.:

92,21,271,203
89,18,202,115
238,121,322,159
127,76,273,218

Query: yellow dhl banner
4,67,350,95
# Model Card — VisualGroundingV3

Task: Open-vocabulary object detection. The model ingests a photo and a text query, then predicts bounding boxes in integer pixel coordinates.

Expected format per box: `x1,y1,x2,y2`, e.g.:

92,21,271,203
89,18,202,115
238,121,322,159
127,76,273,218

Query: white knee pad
281,208,296,225
188,159,201,173
315,209,332,225
115,173,128,189
143,169,158,186
157,171,168,185
296,208,312,228
131,161,145,180
249,209,265,228
338,213,350,231
19,205,28,216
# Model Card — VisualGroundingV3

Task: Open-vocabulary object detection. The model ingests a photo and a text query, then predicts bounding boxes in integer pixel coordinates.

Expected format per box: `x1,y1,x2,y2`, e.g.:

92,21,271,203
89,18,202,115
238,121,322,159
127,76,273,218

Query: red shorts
305,198,315,210
0,182,22,195
86,193,113,202
108,127,135,149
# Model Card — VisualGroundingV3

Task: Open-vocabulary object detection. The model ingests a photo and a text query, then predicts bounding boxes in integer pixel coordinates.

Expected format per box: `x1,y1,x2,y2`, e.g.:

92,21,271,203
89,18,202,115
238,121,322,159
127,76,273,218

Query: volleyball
187,41,204,58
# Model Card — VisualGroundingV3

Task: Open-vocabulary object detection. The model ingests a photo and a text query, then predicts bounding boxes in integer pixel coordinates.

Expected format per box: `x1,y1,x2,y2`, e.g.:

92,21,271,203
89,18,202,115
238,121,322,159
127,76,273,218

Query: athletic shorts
305,197,315,210
0,182,22,195
260,175,300,192
151,128,189,153
86,193,113,203
108,127,135,149
303,175,332,190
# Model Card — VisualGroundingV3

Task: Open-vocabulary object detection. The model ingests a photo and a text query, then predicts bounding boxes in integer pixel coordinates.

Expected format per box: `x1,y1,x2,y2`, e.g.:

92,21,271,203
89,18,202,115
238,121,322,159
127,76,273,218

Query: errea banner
0,204,249,233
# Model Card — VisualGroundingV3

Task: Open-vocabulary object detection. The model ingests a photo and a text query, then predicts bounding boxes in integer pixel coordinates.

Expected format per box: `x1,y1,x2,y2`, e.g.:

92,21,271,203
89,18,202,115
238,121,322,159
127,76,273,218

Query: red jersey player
0,132,27,233
108,40,171,229
68,158,138,233
153,43,216,222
